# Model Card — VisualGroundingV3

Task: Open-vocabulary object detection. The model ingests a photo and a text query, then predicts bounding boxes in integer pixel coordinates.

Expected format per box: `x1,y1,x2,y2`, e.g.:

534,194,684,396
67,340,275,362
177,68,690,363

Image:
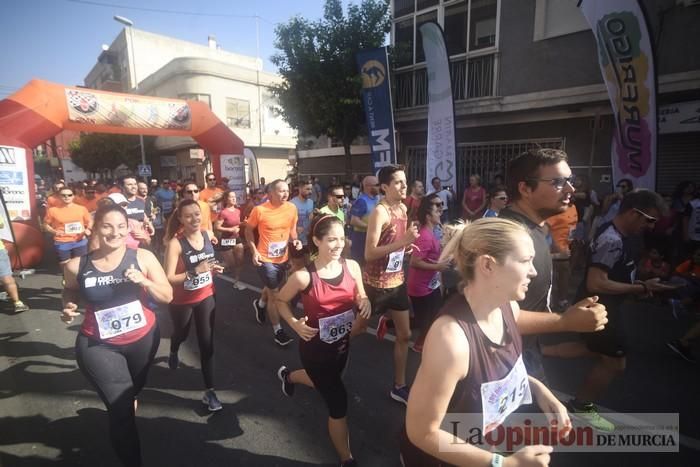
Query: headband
311,214,336,238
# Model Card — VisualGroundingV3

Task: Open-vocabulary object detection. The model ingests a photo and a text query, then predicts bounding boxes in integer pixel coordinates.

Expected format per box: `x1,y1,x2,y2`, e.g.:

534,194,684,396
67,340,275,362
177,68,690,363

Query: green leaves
271,0,390,168
69,133,149,174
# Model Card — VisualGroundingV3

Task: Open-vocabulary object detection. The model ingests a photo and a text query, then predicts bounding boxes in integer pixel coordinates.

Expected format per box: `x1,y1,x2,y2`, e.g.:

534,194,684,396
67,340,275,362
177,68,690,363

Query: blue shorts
257,261,287,290
0,249,13,278
54,239,88,262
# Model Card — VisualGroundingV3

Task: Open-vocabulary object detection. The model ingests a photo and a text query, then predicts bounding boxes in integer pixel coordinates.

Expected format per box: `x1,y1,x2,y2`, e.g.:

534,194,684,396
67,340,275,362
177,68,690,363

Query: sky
0,0,359,98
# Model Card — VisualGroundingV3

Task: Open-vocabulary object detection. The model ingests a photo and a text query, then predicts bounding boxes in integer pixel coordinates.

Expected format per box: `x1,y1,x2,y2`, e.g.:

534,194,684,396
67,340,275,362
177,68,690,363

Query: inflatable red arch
0,79,245,268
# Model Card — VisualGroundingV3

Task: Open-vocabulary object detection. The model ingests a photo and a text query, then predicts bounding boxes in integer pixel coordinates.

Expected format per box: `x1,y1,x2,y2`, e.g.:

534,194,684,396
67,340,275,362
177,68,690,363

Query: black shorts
365,283,410,316
582,307,626,358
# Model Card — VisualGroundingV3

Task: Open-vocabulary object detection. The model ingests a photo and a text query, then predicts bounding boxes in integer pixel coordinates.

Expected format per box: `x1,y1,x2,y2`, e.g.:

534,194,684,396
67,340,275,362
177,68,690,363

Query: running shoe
13,301,29,313
253,299,266,324
567,400,615,432
168,351,179,370
277,365,295,397
376,314,389,341
202,390,223,412
340,458,357,467
274,329,293,347
390,385,410,406
667,340,696,363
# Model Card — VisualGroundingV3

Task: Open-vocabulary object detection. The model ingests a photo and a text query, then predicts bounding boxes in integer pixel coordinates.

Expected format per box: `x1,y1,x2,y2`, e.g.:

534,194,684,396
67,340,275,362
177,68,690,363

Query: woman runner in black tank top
275,214,371,467
401,218,571,467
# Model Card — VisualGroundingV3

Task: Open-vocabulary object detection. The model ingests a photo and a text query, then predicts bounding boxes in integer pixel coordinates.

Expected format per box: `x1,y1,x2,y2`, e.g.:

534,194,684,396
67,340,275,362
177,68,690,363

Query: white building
84,28,297,184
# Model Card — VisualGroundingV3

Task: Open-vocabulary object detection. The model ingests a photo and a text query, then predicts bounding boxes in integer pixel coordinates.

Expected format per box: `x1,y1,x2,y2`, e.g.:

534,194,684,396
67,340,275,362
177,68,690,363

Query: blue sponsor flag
356,47,397,173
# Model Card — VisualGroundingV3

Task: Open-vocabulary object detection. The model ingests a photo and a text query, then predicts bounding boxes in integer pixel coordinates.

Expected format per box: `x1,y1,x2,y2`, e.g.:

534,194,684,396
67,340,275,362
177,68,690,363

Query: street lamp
113,15,147,173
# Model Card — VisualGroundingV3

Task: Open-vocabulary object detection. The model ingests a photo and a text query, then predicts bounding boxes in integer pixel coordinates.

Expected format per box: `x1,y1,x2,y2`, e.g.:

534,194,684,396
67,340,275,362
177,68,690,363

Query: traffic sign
138,164,152,177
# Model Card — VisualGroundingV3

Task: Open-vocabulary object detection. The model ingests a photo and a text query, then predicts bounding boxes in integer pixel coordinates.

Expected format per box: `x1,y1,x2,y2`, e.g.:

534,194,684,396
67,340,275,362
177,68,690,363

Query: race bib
94,300,147,340
268,241,287,258
386,250,404,273
65,222,84,234
318,309,355,344
429,272,441,290
220,238,238,247
184,271,212,291
480,355,532,434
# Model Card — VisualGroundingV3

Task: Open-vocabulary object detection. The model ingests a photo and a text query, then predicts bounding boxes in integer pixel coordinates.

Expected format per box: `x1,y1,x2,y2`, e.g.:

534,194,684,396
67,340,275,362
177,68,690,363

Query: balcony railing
394,52,496,109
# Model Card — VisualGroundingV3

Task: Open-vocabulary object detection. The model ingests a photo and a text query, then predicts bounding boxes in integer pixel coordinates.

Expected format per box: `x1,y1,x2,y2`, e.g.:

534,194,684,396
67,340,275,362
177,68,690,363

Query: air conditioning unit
677,0,700,7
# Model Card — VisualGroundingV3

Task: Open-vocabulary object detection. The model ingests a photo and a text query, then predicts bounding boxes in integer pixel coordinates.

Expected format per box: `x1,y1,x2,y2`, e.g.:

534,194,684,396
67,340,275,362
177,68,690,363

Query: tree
271,0,391,176
69,133,149,176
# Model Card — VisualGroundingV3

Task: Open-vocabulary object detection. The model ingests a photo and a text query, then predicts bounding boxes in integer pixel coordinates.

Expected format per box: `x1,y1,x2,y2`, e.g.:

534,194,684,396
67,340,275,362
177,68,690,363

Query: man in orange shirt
245,179,301,346
44,187,92,265
200,173,223,203
75,187,100,215
547,203,578,309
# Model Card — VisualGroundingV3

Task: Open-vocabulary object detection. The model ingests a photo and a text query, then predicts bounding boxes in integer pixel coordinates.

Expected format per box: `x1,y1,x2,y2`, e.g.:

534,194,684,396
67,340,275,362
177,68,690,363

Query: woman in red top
461,174,487,220
164,199,225,411
61,204,172,467
214,190,246,289
276,214,371,467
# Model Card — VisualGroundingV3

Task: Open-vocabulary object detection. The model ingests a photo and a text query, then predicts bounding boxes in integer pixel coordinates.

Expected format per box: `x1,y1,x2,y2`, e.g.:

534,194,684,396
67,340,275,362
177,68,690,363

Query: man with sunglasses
482,186,508,218
43,187,92,266
567,190,676,430
200,173,223,203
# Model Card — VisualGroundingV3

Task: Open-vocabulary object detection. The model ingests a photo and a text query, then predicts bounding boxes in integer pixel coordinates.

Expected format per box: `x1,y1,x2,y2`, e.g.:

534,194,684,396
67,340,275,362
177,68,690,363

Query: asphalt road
1,251,698,466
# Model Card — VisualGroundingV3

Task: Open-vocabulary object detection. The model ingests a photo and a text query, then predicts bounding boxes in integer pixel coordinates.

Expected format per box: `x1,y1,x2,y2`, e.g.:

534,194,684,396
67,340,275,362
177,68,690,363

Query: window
394,0,414,18
444,3,468,56
178,93,211,108
226,98,250,128
469,0,498,51
417,0,439,10
533,0,589,41
395,18,414,68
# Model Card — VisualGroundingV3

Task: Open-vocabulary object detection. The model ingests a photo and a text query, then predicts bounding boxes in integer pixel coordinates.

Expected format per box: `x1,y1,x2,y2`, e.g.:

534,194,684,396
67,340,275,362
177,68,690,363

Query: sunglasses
207,178,216,182
527,176,575,190
60,194,74,197
186,189,199,194
633,208,657,224
432,201,444,207
495,196,508,201
333,194,345,199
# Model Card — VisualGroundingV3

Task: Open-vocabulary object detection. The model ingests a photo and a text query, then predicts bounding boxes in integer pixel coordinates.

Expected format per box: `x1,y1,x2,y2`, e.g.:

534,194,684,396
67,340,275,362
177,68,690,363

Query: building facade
390,0,700,196
84,29,297,185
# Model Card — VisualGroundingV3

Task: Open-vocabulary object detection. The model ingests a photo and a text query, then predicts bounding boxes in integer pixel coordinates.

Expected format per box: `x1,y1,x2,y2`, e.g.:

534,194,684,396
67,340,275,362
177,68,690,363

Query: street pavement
1,250,699,466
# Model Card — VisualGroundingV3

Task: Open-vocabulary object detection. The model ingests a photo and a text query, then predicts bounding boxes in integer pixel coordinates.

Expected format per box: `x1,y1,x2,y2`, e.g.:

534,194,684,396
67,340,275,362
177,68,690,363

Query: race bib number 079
94,300,147,340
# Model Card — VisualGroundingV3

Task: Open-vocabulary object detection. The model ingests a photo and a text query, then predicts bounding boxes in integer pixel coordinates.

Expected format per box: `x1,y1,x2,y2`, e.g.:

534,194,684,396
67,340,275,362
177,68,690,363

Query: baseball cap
108,193,128,205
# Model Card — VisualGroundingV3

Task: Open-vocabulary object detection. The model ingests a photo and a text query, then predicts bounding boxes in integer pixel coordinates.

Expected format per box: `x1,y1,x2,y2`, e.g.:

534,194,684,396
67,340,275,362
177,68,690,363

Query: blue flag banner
356,47,397,173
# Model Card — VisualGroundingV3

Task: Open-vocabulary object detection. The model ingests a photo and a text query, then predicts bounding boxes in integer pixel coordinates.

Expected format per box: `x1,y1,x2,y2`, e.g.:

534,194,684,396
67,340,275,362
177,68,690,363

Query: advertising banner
659,100,700,134
578,0,657,189
220,154,247,203
65,88,192,130
0,190,15,243
0,145,31,221
356,46,397,173
420,22,457,191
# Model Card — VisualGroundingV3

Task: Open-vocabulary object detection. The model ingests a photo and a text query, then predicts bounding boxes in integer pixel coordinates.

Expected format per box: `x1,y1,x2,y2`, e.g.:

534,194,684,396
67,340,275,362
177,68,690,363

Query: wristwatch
491,453,504,467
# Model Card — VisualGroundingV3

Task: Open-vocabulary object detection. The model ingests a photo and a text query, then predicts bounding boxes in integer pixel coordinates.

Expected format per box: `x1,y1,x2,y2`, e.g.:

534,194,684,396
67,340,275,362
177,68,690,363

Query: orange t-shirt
75,196,99,214
547,205,578,252
45,203,92,243
200,187,223,203
675,260,700,277
197,200,213,233
246,201,298,264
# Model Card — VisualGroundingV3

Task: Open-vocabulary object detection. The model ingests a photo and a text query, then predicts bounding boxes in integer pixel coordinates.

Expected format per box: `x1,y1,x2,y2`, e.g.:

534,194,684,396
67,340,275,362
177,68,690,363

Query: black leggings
76,324,160,467
169,295,216,388
300,344,349,419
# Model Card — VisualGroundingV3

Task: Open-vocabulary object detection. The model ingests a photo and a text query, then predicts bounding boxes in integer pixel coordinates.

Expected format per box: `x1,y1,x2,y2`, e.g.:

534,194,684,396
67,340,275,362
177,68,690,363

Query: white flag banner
578,0,657,190
420,22,457,191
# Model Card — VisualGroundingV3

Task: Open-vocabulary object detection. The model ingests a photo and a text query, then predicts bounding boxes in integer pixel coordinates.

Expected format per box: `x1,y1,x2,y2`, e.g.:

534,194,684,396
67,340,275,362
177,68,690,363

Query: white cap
108,193,128,205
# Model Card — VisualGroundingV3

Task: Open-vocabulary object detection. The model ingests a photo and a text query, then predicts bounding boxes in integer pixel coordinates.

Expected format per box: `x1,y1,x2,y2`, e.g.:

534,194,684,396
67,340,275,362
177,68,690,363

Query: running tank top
300,260,357,359
400,295,526,467
172,231,216,305
362,202,407,289
79,248,156,345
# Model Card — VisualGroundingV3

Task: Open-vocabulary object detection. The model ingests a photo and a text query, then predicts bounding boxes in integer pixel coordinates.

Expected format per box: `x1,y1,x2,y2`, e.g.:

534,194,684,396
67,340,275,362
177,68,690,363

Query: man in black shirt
568,190,674,431
500,149,608,382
